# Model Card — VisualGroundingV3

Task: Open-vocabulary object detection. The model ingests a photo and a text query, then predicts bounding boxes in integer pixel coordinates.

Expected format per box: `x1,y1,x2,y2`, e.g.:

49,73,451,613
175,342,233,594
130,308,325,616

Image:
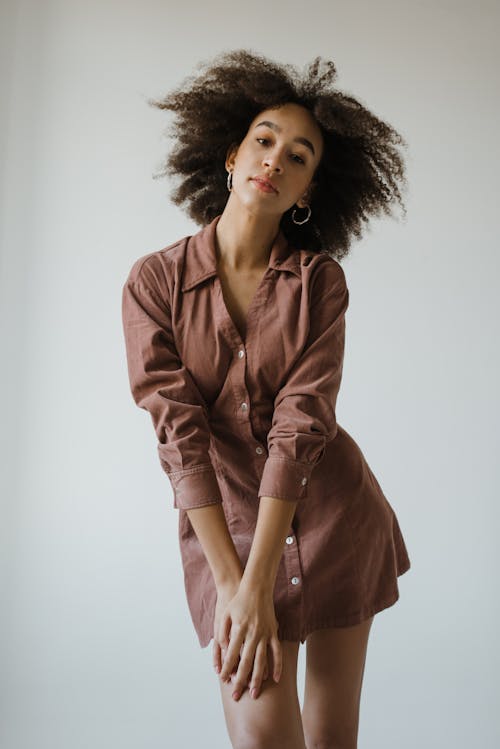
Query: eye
256,137,306,165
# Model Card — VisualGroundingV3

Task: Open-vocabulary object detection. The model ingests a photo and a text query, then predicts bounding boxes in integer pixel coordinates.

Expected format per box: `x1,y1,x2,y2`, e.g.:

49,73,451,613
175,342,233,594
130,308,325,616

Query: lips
251,176,278,193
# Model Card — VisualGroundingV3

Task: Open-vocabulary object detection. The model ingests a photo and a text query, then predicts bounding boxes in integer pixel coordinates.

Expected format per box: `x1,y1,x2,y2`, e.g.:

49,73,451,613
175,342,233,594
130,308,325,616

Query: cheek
295,174,314,196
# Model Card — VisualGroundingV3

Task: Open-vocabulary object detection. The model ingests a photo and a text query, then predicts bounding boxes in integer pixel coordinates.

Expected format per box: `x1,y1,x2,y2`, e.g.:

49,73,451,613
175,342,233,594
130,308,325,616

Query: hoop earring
227,171,233,191
292,204,311,225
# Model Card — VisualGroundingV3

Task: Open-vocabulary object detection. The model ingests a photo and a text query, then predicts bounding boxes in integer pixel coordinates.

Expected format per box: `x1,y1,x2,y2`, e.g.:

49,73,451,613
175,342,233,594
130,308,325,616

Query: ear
225,142,239,171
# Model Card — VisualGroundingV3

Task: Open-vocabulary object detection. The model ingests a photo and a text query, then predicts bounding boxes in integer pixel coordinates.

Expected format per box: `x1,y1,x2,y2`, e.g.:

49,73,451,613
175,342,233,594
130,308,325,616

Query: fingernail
232,690,240,700
251,688,258,699
214,664,220,674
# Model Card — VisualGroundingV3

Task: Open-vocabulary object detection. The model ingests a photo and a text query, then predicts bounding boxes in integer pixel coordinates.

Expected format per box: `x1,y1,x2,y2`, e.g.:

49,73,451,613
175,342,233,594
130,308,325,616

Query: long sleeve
258,261,349,502
121,258,223,510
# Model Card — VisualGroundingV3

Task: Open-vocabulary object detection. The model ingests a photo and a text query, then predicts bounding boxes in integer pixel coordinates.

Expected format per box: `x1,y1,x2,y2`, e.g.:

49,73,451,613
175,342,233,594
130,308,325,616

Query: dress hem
197,560,411,649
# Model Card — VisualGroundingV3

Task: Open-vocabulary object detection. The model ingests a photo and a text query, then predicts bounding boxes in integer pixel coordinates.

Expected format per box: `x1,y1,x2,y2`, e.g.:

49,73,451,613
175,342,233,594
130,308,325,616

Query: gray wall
1,0,498,747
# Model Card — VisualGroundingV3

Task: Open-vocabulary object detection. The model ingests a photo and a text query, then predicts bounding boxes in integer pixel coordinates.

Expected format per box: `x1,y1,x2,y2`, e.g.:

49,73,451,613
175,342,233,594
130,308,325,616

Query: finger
231,637,257,701
213,638,222,674
218,617,232,681
270,635,282,683
220,627,244,683
219,615,231,652
229,650,242,683
248,640,268,699
232,645,248,687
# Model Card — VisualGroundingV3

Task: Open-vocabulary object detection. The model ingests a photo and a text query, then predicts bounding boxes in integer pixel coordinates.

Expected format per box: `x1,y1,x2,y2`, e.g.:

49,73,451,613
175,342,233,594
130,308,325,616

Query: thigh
218,639,306,749
301,616,375,749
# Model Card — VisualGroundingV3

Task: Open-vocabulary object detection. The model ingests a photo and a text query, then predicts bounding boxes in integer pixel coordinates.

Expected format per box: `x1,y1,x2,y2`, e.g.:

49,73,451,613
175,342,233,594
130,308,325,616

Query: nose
262,147,283,173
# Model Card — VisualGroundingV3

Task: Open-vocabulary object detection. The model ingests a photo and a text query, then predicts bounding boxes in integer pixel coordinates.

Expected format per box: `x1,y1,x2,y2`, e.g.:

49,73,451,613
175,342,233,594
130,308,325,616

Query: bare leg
301,616,375,749
218,639,306,749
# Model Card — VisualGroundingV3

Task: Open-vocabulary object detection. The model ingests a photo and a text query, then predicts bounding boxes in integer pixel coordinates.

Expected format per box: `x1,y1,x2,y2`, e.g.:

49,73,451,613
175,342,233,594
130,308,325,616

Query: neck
215,197,282,272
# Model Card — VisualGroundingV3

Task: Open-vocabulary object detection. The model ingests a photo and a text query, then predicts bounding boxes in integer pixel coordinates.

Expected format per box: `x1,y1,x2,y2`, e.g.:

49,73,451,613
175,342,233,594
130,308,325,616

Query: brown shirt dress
121,214,411,649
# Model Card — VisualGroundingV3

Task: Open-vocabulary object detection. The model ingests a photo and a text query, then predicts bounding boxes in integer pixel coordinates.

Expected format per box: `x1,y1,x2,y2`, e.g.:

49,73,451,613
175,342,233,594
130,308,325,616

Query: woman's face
226,102,324,218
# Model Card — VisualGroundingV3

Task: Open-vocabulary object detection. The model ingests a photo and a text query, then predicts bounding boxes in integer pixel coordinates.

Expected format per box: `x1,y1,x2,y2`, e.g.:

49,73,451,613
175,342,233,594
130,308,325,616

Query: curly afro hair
147,48,408,260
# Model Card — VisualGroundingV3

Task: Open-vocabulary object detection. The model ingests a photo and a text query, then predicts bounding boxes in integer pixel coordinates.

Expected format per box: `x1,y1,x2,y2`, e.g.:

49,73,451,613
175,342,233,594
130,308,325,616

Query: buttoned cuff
257,456,313,502
166,463,223,510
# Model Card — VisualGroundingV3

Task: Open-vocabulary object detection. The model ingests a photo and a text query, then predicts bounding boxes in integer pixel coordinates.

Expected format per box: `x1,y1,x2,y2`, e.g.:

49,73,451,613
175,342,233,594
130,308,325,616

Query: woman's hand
214,583,282,701
213,583,240,680
214,584,262,693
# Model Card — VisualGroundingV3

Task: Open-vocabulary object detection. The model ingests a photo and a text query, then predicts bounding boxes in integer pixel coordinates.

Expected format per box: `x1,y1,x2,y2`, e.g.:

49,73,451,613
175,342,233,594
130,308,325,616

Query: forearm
185,503,244,591
240,496,298,595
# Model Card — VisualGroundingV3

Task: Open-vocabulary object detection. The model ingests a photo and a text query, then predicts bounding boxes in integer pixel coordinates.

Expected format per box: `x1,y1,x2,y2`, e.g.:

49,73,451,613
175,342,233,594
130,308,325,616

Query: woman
122,49,411,749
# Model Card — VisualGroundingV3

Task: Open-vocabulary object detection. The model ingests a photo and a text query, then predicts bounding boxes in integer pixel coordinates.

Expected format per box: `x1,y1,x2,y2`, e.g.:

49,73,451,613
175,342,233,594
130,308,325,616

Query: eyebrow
254,120,316,157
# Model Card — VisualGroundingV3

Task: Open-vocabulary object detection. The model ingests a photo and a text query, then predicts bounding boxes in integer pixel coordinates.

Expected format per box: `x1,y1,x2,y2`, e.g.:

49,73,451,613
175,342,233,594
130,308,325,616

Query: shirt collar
181,214,302,292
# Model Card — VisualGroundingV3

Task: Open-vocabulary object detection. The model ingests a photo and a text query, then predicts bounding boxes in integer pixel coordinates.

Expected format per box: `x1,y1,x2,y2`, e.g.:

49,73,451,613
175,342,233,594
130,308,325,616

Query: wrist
239,569,276,596
215,571,243,595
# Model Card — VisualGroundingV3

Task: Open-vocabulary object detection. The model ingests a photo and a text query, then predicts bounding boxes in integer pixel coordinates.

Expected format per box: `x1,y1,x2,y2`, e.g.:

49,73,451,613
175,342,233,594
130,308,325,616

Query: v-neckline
215,266,270,346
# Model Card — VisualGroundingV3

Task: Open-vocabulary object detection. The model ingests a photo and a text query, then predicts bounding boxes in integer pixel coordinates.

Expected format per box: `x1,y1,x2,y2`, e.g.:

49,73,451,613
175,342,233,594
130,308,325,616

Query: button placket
233,345,266,459
234,344,251,420
283,528,303,598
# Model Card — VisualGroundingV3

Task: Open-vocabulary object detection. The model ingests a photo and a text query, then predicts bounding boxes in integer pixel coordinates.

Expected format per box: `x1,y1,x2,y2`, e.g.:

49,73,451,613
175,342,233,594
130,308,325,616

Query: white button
301,477,307,485
291,576,300,585
255,446,263,454
238,350,244,358
240,402,248,411
285,536,293,544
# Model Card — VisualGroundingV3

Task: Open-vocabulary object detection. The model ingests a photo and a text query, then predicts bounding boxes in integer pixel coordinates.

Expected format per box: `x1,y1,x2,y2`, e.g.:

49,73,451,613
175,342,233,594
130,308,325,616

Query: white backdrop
1,1,499,747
